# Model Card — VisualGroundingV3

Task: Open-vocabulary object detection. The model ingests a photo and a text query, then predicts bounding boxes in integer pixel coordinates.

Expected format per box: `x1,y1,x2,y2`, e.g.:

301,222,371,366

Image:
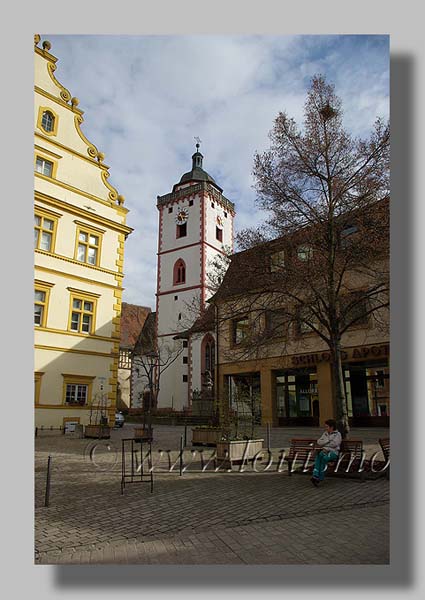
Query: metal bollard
184,424,187,447
179,436,183,476
44,455,52,507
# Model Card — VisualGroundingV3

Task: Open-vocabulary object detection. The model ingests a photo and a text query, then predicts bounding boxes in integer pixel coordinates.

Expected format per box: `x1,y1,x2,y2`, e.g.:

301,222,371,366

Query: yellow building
34,36,132,429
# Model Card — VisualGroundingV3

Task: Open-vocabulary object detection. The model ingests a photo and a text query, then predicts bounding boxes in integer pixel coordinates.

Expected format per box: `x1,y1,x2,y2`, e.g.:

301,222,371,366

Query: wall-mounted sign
291,344,389,367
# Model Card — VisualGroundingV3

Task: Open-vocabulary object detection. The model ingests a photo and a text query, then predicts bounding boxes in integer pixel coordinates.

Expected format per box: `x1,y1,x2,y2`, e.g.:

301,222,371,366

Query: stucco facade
212,224,390,428
155,149,235,411
34,36,132,428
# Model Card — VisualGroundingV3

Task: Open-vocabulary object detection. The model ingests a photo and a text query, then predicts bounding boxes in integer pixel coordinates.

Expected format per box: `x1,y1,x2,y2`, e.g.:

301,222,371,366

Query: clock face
175,208,189,224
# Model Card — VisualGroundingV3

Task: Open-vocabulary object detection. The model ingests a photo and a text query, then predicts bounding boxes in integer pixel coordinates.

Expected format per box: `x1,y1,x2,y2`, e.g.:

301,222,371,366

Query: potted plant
192,424,222,446
216,380,264,468
191,386,221,446
84,396,111,439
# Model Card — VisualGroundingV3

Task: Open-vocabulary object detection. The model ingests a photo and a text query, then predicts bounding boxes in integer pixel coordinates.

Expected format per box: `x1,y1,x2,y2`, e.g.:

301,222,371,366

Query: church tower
155,144,235,411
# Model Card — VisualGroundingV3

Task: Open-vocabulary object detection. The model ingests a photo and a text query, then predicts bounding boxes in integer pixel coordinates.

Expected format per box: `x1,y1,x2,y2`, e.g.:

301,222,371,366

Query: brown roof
189,304,216,334
133,312,156,355
211,197,389,303
120,303,151,349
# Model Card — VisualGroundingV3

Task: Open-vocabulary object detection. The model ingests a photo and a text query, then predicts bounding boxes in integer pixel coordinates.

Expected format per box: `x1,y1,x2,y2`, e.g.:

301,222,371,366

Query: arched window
173,259,186,285
41,110,55,133
201,334,215,378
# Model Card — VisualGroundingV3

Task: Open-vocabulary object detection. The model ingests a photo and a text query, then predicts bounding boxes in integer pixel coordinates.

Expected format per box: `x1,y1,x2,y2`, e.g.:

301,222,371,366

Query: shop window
344,365,389,419
227,373,262,425
275,370,318,419
232,316,249,344
173,259,186,285
376,370,385,388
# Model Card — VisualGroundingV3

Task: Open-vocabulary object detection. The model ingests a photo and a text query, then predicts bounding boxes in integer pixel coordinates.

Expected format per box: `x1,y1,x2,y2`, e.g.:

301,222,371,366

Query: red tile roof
120,303,151,349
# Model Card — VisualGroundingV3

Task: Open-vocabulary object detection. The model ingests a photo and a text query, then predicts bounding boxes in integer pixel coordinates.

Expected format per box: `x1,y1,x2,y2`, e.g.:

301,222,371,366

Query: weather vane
194,136,202,150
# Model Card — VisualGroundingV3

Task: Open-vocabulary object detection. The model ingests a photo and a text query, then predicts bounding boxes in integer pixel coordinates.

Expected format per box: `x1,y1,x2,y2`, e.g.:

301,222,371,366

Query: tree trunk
330,338,350,438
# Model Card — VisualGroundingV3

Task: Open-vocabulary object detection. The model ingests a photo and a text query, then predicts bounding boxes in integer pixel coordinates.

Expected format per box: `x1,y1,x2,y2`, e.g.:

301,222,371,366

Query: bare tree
219,75,389,434
133,342,183,408
132,314,183,420
206,245,233,292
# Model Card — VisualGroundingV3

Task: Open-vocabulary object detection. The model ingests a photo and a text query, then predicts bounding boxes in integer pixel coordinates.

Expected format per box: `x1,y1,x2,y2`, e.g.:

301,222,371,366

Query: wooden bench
378,437,390,479
284,438,366,478
284,438,317,476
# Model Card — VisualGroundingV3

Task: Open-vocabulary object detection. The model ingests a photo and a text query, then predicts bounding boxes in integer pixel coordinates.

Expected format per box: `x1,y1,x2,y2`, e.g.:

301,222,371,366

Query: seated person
311,419,342,486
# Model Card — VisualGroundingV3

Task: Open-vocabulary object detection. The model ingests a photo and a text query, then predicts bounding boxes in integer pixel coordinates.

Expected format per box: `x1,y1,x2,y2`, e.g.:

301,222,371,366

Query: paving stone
35,424,390,565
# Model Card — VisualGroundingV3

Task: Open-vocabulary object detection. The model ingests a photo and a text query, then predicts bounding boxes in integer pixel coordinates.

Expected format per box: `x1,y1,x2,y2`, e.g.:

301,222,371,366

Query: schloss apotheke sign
291,344,389,367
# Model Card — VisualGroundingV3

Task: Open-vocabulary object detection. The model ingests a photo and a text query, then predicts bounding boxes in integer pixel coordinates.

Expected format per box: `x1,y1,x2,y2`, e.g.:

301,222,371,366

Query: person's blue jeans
313,450,339,481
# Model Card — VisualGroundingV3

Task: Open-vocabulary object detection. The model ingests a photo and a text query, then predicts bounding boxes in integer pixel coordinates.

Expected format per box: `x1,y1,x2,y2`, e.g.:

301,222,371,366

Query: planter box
192,428,222,446
84,425,111,439
216,439,264,468
133,427,153,442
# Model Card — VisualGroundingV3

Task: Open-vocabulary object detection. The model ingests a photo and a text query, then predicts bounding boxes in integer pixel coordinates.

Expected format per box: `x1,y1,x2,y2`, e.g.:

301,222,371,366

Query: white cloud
45,34,389,307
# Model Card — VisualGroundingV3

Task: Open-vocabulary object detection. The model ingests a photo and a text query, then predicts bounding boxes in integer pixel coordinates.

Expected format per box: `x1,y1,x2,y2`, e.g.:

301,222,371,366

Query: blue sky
44,34,389,309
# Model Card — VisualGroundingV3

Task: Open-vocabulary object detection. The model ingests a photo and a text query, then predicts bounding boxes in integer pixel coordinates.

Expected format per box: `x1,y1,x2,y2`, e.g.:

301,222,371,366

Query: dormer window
341,225,359,248
342,225,358,237
41,110,55,132
37,107,58,136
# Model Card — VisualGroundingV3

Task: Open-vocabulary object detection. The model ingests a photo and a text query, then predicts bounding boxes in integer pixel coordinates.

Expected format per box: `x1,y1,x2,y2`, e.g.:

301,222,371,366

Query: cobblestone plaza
35,424,389,565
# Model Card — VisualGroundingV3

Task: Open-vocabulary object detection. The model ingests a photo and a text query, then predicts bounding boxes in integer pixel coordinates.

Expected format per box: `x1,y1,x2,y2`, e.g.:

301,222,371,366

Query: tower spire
192,136,203,169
